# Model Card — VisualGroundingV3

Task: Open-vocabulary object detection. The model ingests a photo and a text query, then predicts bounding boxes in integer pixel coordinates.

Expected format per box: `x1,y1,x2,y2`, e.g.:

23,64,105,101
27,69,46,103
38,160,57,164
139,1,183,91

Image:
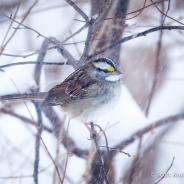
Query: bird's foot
84,123,99,140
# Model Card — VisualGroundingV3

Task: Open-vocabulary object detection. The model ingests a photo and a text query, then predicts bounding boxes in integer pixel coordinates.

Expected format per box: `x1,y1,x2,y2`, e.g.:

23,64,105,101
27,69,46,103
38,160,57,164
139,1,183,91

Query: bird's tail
0,92,47,101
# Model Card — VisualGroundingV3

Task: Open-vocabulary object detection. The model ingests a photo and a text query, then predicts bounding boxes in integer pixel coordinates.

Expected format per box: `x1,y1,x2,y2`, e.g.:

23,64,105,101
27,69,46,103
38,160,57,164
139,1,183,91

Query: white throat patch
105,75,120,82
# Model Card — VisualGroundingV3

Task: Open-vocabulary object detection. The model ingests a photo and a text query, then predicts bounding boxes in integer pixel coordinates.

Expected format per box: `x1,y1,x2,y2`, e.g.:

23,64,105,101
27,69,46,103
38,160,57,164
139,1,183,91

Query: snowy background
0,0,184,184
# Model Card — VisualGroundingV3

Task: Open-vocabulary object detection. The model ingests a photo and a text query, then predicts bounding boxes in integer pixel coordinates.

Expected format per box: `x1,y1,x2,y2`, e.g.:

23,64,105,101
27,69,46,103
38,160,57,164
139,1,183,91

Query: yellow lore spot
106,65,115,71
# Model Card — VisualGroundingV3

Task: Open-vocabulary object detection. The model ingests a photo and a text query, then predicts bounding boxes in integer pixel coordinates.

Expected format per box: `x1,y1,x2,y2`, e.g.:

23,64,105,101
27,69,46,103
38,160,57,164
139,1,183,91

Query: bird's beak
105,69,123,81
111,69,123,77
115,69,123,75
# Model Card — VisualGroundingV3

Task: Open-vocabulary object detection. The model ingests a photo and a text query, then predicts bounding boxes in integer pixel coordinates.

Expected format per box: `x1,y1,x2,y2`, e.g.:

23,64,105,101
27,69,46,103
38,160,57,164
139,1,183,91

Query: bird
0,57,123,134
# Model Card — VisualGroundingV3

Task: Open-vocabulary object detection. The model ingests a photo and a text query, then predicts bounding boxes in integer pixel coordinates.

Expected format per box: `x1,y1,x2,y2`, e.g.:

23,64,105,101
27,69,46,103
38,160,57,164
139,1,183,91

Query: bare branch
79,17,96,64
145,4,164,116
0,108,52,133
65,0,88,21
112,113,184,156
42,106,89,157
0,3,21,50
62,22,88,43
53,116,65,184
90,122,109,184
151,0,184,25
0,47,55,58
0,61,65,70
162,0,170,23
87,25,184,60
104,0,169,21
34,39,49,85
1,13,77,68
0,4,46,41
48,37,77,68
0,0,38,52
79,0,112,64
99,146,131,157
19,103,62,183
61,119,70,183
33,102,42,184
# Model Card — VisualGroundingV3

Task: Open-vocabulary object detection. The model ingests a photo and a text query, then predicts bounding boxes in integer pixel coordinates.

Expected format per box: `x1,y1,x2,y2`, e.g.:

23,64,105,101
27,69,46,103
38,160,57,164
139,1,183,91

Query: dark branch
33,102,42,184
1,13,77,68
48,37,77,69
0,11,47,39
33,37,45,183
145,4,164,116
65,0,88,21
87,26,184,60
0,0,38,52
79,0,112,64
42,106,89,157
0,61,66,70
111,113,184,157
90,122,109,184
0,108,52,133
0,47,55,58
79,17,96,64
151,0,184,25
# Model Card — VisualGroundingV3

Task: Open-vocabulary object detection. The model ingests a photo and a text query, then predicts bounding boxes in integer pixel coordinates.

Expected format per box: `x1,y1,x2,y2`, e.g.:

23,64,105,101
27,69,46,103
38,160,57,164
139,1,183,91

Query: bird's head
92,57,123,82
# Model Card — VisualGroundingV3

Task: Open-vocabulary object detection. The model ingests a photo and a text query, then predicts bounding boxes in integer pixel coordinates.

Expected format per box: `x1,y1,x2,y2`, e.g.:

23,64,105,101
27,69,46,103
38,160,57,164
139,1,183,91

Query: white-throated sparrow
0,57,122,123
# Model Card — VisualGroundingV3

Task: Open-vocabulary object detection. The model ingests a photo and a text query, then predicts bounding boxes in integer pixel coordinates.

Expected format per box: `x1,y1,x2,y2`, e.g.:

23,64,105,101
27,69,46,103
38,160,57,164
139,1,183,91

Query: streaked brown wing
43,65,100,106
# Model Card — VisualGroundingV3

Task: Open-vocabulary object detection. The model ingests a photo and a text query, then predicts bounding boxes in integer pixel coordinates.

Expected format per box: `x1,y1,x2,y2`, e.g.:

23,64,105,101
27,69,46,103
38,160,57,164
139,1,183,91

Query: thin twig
154,157,175,184
151,0,184,25
42,106,89,157
0,3,21,51
128,138,142,184
61,0,168,45
48,37,77,68
53,116,66,184
33,35,47,184
79,0,112,64
2,12,184,64
0,151,71,180
112,113,184,157
34,39,50,85
0,2,73,24
0,108,52,133
0,61,66,70
1,13,76,67
0,11,47,39
65,0,88,21
94,124,111,175
61,119,70,184
104,0,129,62
162,0,170,23
79,17,96,64
0,0,38,53
33,102,42,184
61,22,88,43
0,46,55,58
121,0,146,21
8,78,62,182
7,47,62,183
104,0,168,21
87,25,184,60
145,3,164,116
99,146,131,157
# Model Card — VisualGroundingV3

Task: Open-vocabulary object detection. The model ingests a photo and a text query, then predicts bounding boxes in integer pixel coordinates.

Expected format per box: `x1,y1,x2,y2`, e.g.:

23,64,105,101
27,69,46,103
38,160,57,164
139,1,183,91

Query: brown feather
43,62,101,106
